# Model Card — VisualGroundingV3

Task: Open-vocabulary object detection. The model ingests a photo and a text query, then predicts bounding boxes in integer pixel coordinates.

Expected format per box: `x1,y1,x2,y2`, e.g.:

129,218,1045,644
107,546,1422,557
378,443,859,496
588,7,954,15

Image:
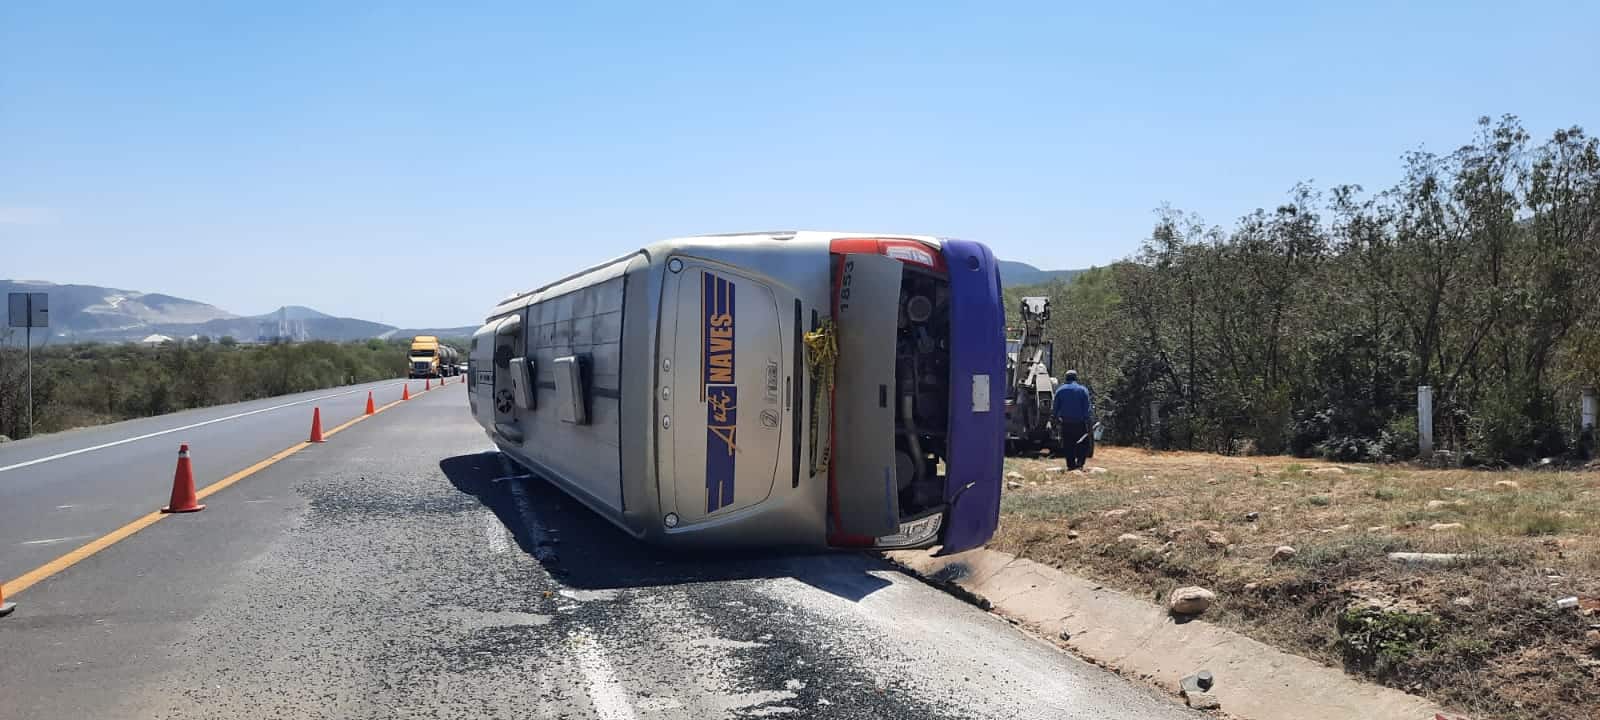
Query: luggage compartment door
831,253,902,538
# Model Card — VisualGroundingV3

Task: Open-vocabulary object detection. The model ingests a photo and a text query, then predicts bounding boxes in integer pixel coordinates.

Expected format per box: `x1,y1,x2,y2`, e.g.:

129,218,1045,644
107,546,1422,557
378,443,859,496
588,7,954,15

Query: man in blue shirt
1053,370,1094,470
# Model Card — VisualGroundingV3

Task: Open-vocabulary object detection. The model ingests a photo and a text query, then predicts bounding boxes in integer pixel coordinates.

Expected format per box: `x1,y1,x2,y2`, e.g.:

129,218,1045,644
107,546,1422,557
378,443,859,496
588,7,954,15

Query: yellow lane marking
322,415,367,439
4,511,166,595
195,442,309,501
1,381,444,598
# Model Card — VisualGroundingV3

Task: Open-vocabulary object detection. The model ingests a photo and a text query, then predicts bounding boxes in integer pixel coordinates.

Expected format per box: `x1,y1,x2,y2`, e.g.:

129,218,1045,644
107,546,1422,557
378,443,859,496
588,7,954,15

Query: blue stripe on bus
703,271,738,512
703,272,735,387
706,385,738,512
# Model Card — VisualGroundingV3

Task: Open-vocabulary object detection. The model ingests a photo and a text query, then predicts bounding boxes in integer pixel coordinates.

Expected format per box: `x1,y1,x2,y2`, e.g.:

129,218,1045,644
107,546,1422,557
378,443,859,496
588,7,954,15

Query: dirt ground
993,446,1600,720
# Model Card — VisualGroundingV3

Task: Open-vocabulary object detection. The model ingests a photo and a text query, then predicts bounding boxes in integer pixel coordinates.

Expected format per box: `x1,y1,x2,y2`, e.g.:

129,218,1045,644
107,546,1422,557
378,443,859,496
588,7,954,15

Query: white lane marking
483,510,509,555
0,383,400,474
21,535,93,546
569,628,638,720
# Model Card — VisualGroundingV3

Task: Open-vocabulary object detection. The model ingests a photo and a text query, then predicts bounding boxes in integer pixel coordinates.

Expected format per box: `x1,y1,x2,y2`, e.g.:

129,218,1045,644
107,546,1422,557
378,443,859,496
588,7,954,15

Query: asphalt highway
0,382,1196,719
0,377,442,582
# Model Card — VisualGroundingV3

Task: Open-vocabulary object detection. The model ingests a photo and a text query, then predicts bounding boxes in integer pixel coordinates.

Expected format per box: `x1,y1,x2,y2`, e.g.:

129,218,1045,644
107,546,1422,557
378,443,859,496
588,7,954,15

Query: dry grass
994,446,1600,720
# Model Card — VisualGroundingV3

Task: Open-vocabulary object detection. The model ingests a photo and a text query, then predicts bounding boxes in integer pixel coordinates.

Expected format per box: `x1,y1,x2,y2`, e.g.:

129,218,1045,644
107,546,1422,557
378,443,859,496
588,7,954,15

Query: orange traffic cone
365,391,376,415
402,384,411,401
161,444,205,513
0,583,15,618
309,407,324,443
425,377,432,390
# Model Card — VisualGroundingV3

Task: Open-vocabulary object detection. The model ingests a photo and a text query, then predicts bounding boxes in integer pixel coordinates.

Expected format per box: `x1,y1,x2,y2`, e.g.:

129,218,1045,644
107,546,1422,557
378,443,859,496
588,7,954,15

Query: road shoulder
885,546,1459,720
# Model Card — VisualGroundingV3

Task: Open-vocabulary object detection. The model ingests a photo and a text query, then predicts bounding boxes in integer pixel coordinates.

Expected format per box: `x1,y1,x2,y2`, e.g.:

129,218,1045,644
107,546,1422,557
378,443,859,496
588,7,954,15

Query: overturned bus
467,232,1005,552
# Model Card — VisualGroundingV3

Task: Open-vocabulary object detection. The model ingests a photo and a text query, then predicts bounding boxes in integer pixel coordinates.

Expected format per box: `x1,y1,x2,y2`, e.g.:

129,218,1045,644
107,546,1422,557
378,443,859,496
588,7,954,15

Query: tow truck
1004,296,1058,454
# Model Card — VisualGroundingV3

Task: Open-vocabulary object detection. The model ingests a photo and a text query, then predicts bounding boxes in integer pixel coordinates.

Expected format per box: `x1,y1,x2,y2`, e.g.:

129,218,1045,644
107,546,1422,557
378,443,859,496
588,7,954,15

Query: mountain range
3,259,1083,345
0,280,476,345
995,260,1085,287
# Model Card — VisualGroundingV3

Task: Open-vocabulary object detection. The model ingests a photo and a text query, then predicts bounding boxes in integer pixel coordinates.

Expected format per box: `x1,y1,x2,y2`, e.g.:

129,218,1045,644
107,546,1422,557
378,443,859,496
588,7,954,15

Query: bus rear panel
468,231,1004,552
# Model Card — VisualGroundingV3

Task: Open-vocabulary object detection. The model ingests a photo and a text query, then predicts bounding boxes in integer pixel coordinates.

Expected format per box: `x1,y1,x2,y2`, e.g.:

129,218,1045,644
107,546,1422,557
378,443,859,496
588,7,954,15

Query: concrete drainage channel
883,547,1464,720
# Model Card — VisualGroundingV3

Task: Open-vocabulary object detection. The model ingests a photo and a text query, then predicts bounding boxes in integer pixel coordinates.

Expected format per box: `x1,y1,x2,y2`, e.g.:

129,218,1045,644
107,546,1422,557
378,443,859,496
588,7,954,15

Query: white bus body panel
472,231,944,548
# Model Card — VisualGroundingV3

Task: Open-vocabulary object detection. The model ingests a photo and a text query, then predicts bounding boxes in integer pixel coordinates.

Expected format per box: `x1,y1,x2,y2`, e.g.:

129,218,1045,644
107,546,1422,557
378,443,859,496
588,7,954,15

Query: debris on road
1169,586,1215,615
1179,670,1215,694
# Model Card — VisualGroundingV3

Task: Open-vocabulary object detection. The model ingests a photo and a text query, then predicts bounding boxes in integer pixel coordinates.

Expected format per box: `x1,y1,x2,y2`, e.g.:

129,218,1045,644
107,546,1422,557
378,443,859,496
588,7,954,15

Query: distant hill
1,279,236,340
383,327,481,342
997,260,1085,288
0,279,472,345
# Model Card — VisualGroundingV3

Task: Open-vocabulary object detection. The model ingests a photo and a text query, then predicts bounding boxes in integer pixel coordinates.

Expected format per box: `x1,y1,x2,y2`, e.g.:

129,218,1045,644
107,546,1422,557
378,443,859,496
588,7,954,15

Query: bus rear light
884,244,935,267
829,237,947,272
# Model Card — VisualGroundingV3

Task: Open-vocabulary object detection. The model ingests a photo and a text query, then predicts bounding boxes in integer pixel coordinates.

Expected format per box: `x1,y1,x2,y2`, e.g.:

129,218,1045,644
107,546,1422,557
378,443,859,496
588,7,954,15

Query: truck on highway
408,336,459,379
468,231,1006,552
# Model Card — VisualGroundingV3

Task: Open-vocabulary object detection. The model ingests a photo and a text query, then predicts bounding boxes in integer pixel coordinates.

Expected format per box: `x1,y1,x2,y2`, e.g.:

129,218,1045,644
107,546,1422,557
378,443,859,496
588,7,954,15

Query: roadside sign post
1417,385,1434,456
8,292,48,438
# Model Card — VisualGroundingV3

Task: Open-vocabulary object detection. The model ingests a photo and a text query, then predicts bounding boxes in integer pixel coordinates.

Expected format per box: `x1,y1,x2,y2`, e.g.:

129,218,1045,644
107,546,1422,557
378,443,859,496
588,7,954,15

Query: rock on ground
1183,691,1222,710
1272,546,1297,562
1388,552,1476,566
1429,522,1466,532
1169,586,1215,615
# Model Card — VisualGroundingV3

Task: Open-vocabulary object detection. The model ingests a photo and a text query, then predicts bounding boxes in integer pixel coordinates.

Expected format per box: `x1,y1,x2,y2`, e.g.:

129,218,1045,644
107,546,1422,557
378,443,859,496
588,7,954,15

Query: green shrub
1380,413,1419,460
1337,605,1437,678
1371,486,1402,501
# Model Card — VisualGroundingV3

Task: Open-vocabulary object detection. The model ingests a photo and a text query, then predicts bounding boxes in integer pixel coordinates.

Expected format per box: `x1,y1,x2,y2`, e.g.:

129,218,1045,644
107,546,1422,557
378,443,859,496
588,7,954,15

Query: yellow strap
803,319,838,474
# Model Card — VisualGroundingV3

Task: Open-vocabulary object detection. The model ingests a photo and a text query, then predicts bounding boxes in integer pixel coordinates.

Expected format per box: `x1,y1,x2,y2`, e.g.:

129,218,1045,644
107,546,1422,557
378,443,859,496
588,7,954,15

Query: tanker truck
408,335,459,378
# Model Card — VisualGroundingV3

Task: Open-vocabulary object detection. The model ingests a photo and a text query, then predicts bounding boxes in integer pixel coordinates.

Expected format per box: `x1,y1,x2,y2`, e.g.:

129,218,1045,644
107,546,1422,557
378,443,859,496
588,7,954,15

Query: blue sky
2,1,1595,328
